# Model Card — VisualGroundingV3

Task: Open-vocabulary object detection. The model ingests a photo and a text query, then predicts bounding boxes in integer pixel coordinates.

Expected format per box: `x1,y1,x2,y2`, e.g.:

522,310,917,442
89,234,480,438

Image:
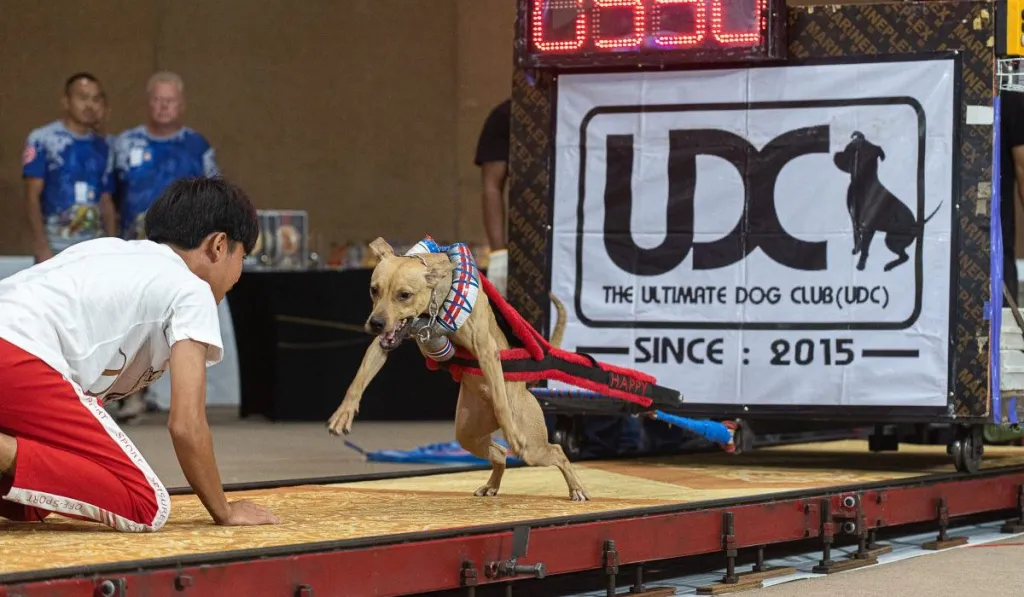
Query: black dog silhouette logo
833,131,943,272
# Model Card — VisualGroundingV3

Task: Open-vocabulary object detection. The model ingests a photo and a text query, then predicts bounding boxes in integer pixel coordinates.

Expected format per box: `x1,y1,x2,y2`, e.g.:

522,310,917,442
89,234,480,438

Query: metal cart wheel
551,415,583,461
950,424,984,474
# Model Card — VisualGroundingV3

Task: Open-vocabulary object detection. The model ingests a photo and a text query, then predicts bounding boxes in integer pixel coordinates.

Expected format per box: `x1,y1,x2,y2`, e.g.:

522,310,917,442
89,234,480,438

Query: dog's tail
549,292,567,349
922,200,944,225
524,293,569,391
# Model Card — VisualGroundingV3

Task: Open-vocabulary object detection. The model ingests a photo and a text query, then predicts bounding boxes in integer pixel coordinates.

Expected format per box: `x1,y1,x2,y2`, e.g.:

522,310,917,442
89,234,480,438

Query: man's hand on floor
215,500,281,526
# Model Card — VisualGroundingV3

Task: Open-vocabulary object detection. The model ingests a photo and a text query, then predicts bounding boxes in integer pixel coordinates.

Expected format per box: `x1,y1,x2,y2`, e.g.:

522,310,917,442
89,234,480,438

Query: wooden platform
3,440,1024,578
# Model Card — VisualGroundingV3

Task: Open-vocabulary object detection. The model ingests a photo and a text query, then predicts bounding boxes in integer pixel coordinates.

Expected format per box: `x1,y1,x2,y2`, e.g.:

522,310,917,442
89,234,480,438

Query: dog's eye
397,291,412,301
370,286,379,297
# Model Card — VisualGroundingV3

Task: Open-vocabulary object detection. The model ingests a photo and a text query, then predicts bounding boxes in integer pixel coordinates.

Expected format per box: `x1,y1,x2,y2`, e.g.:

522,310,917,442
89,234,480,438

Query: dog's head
364,237,457,351
833,131,886,175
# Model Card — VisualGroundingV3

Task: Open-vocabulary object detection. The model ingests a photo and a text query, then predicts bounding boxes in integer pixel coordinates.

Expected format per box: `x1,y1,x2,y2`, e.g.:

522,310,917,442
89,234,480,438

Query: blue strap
652,411,733,445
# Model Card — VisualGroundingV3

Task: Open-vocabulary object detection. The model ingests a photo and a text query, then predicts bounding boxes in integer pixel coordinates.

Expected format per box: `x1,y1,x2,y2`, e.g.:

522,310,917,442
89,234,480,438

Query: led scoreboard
515,0,787,69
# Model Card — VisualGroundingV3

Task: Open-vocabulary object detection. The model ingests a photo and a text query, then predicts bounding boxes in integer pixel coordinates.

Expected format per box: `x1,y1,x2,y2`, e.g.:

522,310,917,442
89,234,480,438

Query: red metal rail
3,467,1024,597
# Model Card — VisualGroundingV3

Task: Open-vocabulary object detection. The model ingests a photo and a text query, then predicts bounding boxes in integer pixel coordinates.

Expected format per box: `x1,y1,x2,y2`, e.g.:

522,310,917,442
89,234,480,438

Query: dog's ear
368,237,396,261
423,256,457,287
876,146,886,161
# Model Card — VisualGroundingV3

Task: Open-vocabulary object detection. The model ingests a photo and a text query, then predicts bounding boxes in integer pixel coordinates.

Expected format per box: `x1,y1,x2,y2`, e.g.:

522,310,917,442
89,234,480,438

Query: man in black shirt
1001,91,1024,305
475,99,512,295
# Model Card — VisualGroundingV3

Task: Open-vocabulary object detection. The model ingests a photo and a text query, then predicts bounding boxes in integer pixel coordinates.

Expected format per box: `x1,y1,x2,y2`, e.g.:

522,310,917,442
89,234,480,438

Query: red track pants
0,338,170,532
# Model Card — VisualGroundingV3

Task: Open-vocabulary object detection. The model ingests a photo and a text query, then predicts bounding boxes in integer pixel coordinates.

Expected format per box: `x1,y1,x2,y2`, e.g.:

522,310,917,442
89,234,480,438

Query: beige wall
0,0,514,255
456,0,517,246
11,1,1007,259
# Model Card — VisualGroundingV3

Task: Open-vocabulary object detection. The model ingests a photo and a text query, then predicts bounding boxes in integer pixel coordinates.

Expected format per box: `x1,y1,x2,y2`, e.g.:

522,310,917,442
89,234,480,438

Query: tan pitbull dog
327,237,589,501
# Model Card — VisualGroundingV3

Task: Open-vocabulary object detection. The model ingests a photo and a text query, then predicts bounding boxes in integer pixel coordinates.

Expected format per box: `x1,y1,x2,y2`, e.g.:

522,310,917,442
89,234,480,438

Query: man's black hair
145,177,259,255
65,72,100,96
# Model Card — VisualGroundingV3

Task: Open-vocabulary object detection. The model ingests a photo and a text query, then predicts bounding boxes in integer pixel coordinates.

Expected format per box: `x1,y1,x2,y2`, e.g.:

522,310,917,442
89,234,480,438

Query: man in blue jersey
110,71,221,422
113,71,220,240
23,73,119,263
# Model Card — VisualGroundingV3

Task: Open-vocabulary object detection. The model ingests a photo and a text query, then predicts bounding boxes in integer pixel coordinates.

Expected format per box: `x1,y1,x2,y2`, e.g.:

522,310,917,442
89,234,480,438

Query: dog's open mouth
378,318,413,351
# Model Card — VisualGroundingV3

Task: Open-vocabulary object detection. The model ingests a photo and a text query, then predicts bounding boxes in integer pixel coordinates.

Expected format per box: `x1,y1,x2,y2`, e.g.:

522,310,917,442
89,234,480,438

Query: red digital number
711,0,764,44
593,0,646,50
530,0,764,54
532,0,587,52
652,0,706,47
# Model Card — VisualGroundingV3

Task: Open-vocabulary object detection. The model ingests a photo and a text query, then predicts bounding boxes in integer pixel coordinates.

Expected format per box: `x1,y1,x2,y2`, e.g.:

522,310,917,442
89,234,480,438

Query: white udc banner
550,58,955,408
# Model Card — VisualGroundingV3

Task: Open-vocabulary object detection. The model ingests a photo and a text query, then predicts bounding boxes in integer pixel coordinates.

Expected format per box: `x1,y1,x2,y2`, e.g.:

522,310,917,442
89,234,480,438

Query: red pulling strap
422,273,658,407
477,274,545,360
424,356,654,407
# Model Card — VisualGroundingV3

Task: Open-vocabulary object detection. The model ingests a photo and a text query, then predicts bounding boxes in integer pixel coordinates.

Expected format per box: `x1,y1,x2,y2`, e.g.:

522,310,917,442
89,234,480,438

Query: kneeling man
0,177,279,532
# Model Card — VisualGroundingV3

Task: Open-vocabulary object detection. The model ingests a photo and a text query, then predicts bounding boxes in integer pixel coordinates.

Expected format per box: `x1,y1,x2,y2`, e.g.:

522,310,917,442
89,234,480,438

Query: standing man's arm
1014,145,1024,212
99,193,118,238
1002,93,1024,212
22,138,51,262
481,162,508,250
475,100,512,252
202,142,220,178
100,140,119,237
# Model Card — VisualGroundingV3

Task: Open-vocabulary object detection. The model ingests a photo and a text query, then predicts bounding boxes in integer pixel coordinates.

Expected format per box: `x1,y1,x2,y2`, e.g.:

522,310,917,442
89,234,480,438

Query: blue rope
529,388,734,446
345,439,525,465
651,411,733,445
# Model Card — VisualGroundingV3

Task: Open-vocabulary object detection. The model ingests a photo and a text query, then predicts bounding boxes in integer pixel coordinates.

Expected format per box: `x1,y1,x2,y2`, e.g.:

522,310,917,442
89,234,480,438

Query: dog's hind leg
512,385,590,501
520,442,589,501
884,251,909,272
883,234,912,272
518,438,590,501
461,435,508,496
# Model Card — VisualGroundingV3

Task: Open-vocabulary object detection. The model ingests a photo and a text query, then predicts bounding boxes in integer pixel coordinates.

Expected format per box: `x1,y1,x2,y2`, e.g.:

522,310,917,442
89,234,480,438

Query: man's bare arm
99,192,119,237
167,340,279,526
1012,146,1024,211
24,178,51,260
481,161,508,250
167,339,230,522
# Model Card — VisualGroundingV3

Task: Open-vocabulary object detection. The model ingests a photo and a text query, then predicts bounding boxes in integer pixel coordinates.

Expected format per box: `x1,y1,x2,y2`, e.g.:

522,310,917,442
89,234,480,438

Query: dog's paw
474,485,500,497
326,406,358,436
569,488,590,502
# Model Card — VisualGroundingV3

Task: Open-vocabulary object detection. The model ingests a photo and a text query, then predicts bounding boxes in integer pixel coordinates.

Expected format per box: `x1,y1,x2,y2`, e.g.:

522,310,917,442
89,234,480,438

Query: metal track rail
3,464,1024,596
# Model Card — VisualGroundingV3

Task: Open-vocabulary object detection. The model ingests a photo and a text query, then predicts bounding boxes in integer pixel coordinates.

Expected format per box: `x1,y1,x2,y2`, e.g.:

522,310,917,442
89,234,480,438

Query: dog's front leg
475,344,528,457
327,341,388,435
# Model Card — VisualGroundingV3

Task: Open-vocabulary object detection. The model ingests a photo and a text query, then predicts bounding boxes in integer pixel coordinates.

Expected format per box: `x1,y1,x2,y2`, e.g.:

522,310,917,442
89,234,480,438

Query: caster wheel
951,424,984,474
552,417,583,461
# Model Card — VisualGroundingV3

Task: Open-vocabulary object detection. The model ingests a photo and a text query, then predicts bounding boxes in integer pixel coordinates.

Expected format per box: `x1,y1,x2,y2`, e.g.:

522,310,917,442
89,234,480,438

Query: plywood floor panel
3,440,1022,577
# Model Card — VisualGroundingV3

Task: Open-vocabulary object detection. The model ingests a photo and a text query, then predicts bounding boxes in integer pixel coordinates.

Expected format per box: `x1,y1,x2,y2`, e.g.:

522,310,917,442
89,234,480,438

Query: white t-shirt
0,238,224,402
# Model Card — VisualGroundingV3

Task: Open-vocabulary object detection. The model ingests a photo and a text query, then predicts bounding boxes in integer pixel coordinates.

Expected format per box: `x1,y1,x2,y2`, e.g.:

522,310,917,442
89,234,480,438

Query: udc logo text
567,98,944,331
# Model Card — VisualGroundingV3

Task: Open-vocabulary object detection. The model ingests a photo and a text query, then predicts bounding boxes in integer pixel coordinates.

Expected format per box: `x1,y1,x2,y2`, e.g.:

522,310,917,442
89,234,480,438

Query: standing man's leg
0,339,170,532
